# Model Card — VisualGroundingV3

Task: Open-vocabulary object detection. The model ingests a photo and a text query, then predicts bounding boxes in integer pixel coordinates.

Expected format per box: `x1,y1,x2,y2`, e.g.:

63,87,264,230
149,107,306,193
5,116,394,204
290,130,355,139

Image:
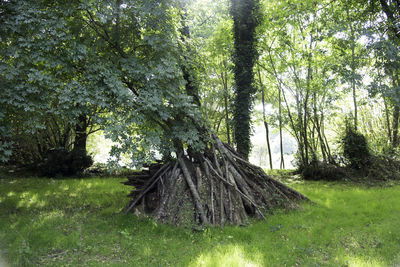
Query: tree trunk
383,96,392,143
231,0,259,160
346,8,358,131
393,105,400,147
258,68,273,169
278,86,285,169
351,36,357,131
72,114,87,154
221,66,231,146
392,73,400,148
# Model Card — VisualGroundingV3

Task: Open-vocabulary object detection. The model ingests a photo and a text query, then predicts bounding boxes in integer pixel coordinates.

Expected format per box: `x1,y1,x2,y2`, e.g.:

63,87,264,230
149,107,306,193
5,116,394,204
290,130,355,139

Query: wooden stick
210,179,215,224
123,163,171,214
178,157,209,224
204,157,267,221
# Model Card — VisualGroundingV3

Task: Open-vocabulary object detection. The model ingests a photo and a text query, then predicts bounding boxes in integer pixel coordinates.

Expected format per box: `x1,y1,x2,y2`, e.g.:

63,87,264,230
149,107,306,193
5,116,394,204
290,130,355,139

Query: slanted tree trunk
123,135,309,225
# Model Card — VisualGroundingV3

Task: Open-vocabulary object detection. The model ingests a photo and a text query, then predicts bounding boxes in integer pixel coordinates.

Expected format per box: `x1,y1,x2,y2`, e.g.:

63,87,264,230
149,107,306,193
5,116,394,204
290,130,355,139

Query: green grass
0,176,400,266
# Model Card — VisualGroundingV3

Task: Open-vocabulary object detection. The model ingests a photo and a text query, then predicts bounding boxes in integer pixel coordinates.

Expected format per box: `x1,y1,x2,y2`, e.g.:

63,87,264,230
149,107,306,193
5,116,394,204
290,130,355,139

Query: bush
38,148,93,177
302,160,347,181
342,122,370,169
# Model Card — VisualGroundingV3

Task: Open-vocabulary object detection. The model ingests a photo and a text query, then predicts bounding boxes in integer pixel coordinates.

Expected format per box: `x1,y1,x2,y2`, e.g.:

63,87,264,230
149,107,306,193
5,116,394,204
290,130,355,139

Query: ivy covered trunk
231,0,260,160
123,135,308,225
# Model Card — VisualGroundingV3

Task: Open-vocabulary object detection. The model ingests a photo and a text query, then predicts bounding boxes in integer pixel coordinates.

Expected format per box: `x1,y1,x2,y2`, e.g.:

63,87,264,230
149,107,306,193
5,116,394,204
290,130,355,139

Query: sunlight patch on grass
17,192,46,209
35,210,65,228
59,185,70,191
190,245,262,267
142,246,152,257
339,254,386,267
324,196,332,208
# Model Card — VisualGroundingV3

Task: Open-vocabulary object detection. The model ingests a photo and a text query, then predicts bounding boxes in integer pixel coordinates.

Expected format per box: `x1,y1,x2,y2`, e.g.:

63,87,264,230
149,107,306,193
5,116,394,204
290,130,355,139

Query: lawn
0,175,400,266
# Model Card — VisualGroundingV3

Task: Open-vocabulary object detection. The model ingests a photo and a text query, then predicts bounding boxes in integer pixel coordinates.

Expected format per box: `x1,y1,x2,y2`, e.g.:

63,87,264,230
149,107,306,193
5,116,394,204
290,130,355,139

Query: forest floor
0,171,400,266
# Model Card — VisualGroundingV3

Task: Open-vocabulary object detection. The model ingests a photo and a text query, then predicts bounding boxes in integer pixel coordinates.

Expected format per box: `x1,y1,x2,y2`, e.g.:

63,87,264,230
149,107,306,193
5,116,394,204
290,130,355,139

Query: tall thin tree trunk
313,92,327,162
222,67,231,146
392,105,399,147
303,35,313,166
383,96,392,143
258,69,273,169
351,45,357,131
278,85,285,169
263,102,273,170
347,8,358,130
392,73,400,148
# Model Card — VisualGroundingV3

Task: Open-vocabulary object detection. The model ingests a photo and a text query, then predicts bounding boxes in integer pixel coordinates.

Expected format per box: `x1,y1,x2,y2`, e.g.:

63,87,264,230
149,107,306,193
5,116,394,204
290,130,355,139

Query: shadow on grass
186,182,400,266
1,177,400,266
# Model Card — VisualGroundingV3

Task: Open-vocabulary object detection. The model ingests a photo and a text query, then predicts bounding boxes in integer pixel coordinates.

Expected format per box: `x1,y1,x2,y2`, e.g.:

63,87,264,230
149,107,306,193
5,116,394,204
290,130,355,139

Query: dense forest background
2,0,400,179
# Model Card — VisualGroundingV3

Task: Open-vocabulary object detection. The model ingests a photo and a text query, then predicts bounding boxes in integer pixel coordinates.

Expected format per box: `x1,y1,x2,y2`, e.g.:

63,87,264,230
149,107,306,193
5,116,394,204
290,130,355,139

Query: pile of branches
123,136,308,225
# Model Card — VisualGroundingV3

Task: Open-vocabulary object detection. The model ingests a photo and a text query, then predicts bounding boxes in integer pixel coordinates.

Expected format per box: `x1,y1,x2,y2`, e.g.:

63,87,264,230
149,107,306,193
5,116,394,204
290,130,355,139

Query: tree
0,0,307,225
186,0,234,145
257,68,273,169
378,0,400,148
0,0,99,174
257,0,337,168
231,0,260,160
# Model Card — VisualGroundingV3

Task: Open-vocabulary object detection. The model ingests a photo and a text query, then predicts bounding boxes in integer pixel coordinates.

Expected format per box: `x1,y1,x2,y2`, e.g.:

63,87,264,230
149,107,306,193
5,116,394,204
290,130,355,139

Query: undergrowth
0,175,399,266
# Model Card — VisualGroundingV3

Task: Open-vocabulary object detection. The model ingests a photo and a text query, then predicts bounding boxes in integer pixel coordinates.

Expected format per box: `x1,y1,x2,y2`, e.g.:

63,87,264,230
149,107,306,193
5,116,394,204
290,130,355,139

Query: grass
0,175,400,266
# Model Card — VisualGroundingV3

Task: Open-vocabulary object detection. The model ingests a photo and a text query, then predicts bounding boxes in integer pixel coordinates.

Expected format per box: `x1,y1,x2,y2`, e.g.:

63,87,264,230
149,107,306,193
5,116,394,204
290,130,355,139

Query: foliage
302,160,347,181
0,0,207,168
231,0,260,159
342,119,371,169
38,148,93,177
1,176,400,265
182,0,234,145
6,117,74,166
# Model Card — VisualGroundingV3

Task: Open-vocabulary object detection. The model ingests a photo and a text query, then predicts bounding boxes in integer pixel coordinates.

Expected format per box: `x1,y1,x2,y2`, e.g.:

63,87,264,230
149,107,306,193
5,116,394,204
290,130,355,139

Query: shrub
38,148,93,177
342,122,370,169
302,160,347,181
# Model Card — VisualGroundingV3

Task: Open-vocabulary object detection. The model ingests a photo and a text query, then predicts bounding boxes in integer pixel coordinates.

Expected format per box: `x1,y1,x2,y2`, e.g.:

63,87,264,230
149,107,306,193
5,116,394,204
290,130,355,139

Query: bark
72,114,88,154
